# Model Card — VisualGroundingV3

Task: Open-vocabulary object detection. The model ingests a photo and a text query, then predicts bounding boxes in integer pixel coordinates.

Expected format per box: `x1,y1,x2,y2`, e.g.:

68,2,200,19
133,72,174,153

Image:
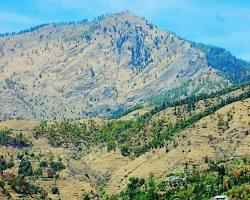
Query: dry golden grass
0,97,249,198
120,107,152,120
105,98,250,194
0,119,37,131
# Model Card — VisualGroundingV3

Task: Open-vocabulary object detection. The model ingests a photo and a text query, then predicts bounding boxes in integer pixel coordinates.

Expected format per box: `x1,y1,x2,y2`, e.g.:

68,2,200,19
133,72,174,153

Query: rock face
0,11,232,120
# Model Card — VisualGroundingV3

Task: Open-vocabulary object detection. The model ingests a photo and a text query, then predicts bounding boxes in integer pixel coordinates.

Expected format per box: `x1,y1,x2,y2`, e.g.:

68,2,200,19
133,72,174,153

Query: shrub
82,193,91,200
0,157,15,171
107,140,116,151
18,158,33,177
121,144,130,156
39,160,48,168
33,121,47,139
0,156,7,172
51,186,59,194
11,177,43,195
173,140,178,148
49,161,65,172
0,130,29,148
7,160,14,168
46,168,55,178
34,168,43,177
0,180,4,189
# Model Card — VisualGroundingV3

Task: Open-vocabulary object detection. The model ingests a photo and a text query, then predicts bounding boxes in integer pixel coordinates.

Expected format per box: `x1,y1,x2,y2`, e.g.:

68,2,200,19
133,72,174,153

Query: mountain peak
112,10,137,18
116,10,133,16
100,10,144,25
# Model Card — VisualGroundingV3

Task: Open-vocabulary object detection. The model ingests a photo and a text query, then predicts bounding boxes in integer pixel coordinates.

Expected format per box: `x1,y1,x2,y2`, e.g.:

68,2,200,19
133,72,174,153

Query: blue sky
0,0,250,60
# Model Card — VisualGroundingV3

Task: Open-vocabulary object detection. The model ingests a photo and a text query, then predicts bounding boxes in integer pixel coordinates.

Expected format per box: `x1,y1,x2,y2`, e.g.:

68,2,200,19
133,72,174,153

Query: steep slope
0,11,248,120
105,97,250,196
192,42,250,83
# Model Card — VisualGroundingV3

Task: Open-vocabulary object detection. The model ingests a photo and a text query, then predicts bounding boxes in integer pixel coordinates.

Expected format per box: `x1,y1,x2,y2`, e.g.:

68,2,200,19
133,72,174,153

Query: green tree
51,186,59,194
18,158,33,177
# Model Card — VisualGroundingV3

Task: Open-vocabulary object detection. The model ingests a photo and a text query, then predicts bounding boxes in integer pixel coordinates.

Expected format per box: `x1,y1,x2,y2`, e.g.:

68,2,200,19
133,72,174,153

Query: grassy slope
0,84,250,199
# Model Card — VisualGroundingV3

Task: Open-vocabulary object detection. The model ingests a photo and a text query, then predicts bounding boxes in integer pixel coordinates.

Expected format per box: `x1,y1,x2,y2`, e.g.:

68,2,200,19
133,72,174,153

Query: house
213,195,229,200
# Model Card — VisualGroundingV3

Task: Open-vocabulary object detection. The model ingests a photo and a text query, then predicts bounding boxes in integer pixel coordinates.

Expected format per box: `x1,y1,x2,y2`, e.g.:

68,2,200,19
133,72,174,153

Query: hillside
192,42,250,83
0,82,249,199
1,11,249,120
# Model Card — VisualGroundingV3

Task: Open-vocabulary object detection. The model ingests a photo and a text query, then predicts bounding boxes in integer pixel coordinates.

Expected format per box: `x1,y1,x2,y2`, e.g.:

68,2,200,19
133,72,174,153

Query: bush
33,121,47,139
34,168,43,177
7,160,14,168
0,130,29,148
39,160,48,168
11,177,43,195
0,155,14,172
49,161,65,172
107,140,116,151
173,140,178,148
46,168,55,178
121,144,130,156
0,180,4,188
0,156,7,172
82,193,91,200
51,186,59,194
18,158,33,177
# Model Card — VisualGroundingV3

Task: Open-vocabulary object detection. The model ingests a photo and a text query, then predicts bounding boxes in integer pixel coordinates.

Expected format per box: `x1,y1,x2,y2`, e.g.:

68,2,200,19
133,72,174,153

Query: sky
0,0,250,60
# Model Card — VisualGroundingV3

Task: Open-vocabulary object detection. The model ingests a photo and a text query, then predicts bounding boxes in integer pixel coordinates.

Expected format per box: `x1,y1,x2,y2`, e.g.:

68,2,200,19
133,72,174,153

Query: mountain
0,11,249,120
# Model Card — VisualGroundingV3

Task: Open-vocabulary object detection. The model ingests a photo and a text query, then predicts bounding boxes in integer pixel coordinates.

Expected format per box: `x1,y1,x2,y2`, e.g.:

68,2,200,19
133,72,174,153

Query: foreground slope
0,83,249,199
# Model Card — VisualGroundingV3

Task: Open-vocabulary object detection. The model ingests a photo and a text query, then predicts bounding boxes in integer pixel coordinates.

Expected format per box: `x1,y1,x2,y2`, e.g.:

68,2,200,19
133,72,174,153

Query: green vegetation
110,105,144,119
1,82,250,199
49,161,66,172
217,112,233,131
192,42,250,84
33,82,250,157
11,177,44,195
18,158,33,177
0,129,29,148
148,80,191,106
107,157,250,200
0,148,65,199
149,81,250,109
0,156,14,173
134,86,250,156
51,186,59,194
